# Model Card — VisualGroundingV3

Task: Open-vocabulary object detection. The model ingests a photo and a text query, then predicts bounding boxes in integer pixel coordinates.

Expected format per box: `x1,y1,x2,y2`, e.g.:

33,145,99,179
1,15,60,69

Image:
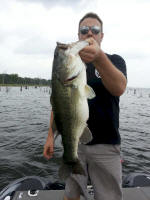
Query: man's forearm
48,111,54,137
48,127,53,137
93,50,127,96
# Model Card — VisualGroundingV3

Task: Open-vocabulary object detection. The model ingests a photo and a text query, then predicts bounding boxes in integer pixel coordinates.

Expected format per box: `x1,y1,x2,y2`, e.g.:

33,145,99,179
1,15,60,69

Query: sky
0,0,150,88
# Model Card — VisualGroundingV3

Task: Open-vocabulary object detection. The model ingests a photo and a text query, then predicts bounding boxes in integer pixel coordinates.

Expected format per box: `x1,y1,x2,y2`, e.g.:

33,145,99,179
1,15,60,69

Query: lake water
0,86,150,190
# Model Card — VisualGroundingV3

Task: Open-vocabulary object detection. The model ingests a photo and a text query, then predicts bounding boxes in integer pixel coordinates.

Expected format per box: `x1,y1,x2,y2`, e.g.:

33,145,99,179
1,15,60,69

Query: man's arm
93,50,127,96
43,111,54,159
79,38,127,96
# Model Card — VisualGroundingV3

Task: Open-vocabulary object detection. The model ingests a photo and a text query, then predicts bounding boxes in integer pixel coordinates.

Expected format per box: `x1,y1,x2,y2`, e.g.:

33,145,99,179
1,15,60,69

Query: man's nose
87,30,93,37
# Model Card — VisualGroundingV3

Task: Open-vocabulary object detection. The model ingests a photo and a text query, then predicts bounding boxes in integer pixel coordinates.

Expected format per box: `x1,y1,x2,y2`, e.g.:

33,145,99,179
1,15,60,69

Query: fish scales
51,41,95,180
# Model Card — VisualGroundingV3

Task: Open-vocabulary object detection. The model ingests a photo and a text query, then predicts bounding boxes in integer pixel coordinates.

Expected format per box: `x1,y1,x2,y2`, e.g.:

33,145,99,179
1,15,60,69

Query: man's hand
43,134,54,159
79,37,101,63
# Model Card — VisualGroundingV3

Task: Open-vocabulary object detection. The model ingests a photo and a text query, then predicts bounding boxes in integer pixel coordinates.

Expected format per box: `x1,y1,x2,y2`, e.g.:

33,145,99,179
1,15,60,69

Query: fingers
79,46,97,63
79,51,94,63
43,146,54,160
79,38,100,63
80,47,95,56
85,37,95,45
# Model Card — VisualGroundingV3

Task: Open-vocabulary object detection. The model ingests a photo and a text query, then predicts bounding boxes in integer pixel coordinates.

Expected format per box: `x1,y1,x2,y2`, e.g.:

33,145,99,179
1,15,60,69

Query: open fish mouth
57,42,69,50
64,75,78,84
64,72,81,84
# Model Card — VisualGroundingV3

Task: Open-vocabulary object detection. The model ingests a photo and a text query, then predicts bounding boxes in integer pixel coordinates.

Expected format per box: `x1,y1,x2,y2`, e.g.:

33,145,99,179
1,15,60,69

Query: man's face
78,17,103,46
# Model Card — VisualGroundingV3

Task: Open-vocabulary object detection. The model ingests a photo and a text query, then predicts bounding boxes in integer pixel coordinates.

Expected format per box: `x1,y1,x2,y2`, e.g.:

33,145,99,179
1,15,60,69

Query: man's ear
78,32,80,40
100,32,104,42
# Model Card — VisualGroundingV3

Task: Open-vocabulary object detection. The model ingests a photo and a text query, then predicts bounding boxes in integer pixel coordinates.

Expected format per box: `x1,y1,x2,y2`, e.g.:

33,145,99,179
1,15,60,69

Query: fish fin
79,126,93,144
49,97,60,141
50,95,53,106
59,160,85,181
58,162,72,181
66,41,89,55
72,160,86,176
53,130,60,141
52,118,62,142
85,85,96,99
52,118,57,133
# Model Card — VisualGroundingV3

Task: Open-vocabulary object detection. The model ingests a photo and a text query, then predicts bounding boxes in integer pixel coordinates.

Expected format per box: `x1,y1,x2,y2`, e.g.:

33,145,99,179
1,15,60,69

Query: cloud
122,52,150,60
17,0,87,9
0,29,8,43
0,0,150,87
0,0,15,11
15,36,51,55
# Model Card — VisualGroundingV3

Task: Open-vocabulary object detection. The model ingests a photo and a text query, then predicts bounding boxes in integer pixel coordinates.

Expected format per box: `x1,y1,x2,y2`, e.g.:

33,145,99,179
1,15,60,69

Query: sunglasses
79,26,101,35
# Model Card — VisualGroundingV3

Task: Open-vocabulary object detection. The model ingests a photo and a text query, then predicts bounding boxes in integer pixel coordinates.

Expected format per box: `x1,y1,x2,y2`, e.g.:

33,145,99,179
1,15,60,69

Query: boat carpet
12,186,150,200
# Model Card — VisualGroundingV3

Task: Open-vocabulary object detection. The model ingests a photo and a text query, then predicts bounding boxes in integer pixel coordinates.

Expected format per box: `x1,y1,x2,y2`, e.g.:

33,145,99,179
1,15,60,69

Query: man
43,12,127,200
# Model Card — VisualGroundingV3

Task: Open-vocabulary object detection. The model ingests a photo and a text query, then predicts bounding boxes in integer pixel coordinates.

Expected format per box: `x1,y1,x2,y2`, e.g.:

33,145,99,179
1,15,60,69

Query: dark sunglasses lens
80,27,89,34
91,26,100,34
80,26,101,35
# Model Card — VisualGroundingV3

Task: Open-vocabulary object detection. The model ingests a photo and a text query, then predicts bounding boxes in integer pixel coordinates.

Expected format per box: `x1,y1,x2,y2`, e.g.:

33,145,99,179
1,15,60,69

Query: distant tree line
0,73,51,86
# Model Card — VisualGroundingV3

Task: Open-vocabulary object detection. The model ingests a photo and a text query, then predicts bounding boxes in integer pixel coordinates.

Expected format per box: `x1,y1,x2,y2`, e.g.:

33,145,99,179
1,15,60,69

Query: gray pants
64,144,122,200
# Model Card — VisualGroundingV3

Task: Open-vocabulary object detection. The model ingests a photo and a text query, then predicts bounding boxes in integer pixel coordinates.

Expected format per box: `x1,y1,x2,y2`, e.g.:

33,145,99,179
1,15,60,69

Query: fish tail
59,159,85,181
72,159,85,176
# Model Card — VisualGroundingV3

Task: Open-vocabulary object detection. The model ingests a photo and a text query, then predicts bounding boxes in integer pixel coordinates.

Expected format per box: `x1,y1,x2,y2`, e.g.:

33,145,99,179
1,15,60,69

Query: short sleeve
106,53,127,79
111,54,127,79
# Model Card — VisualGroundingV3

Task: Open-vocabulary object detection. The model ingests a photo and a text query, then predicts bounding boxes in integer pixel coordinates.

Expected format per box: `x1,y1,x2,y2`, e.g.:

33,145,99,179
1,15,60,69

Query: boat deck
12,186,150,200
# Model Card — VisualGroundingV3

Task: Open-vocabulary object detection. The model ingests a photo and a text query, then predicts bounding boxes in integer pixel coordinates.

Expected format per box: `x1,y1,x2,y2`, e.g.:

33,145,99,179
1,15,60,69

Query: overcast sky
0,0,150,88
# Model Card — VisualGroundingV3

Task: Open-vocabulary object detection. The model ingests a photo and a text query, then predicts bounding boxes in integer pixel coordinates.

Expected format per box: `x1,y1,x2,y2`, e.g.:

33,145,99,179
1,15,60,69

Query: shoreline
0,84,50,87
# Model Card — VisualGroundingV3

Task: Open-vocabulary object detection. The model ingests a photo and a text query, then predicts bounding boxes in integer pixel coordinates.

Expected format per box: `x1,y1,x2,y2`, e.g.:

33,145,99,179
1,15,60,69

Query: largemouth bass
51,41,95,180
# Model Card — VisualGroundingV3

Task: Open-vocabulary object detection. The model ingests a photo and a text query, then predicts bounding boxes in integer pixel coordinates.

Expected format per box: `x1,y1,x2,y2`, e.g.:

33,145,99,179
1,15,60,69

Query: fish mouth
64,74,79,84
57,42,69,50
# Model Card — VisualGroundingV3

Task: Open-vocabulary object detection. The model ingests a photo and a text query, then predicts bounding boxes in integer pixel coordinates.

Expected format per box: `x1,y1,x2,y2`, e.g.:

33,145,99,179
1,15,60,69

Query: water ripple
0,87,150,190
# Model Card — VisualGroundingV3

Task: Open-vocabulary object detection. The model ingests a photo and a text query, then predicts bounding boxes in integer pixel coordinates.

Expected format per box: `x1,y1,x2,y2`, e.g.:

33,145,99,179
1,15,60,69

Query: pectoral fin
85,85,96,99
51,117,61,142
50,96,60,139
52,118,57,132
79,126,93,144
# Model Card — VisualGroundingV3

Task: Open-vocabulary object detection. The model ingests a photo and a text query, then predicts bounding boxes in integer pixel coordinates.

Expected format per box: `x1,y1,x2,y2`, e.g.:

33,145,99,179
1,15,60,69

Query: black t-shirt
86,54,127,145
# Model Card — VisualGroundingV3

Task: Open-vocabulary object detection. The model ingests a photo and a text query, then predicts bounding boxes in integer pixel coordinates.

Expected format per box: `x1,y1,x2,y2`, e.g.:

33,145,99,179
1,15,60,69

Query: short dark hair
79,12,103,33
